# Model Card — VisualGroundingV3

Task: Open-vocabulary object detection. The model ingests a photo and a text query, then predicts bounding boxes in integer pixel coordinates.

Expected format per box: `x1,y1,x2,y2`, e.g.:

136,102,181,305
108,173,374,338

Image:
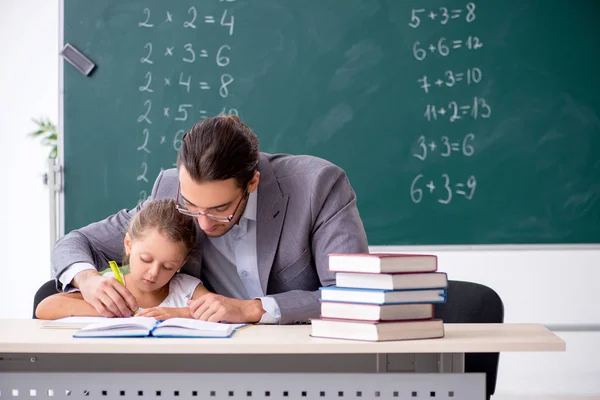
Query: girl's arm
35,292,100,320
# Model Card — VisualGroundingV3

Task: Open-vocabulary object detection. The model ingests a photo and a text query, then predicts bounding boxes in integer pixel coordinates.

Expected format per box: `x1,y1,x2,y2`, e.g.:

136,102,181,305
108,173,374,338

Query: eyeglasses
175,183,249,222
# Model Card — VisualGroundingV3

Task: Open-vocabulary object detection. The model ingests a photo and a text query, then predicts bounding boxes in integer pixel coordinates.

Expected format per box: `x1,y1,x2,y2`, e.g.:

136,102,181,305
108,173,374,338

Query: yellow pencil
108,260,125,286
109,260,138,315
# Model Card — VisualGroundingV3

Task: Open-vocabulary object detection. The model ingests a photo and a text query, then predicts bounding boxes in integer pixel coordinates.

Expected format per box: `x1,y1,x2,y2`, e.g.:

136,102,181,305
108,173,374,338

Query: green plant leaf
28,117,58,159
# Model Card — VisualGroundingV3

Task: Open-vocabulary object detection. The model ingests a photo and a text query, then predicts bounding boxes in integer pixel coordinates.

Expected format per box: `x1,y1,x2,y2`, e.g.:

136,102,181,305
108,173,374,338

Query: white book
320,287,446,304
41,317,111,329
320,302,433,321
73,317,247,338
328,253,437,273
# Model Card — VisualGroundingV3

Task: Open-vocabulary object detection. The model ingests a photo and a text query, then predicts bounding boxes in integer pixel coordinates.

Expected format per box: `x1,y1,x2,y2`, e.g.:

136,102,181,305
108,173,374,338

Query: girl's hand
135,307,190,320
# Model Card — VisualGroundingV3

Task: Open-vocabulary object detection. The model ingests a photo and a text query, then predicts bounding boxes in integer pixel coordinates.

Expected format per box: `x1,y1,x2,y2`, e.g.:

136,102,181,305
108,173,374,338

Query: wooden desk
0,320,565,400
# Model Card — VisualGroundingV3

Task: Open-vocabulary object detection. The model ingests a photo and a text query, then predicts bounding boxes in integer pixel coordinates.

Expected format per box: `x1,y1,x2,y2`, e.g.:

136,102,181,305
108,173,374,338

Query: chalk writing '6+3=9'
410,174,477,204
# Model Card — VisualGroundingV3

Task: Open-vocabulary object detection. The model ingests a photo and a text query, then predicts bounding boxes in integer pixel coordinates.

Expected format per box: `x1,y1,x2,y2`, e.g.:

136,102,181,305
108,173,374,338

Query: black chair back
435,280,504,400
32,280,59,319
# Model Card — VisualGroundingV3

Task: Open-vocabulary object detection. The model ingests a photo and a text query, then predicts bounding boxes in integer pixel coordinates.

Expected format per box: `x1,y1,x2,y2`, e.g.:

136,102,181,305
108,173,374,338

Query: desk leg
439,353,465,373
386,353,465,373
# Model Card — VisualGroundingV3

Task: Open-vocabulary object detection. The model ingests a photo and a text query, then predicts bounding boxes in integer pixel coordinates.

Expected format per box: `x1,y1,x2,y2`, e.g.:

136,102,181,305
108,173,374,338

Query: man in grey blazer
52,115,369,324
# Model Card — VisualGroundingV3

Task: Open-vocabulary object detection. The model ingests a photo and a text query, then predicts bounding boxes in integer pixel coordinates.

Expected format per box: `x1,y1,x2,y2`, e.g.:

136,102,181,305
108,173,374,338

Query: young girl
36,199,210,320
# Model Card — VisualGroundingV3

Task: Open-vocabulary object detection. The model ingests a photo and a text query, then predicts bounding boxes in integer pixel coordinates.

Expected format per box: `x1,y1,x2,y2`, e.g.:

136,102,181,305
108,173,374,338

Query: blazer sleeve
51,171,169,291
270,165,369,324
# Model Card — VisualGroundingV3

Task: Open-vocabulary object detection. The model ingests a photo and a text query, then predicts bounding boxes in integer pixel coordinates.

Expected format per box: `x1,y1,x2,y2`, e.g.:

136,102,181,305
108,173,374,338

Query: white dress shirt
201,191,281,324
58,191,281,324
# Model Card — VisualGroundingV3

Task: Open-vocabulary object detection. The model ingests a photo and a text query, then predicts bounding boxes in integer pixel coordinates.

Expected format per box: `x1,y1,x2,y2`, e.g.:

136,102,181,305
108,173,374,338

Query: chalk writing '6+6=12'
413,36,483,61
411,174,477,204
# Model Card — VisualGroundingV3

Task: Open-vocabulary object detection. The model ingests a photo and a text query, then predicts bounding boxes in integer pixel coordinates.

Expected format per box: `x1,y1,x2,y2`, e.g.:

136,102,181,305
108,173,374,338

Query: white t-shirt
103,272,202,308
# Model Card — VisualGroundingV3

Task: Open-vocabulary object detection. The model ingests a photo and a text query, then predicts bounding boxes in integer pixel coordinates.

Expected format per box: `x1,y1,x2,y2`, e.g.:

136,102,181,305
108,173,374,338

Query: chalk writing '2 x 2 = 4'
138,7,235,36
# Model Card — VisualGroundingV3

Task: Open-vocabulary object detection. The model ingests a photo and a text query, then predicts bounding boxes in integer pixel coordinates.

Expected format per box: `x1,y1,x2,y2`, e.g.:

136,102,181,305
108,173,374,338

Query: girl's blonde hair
123,199,197,265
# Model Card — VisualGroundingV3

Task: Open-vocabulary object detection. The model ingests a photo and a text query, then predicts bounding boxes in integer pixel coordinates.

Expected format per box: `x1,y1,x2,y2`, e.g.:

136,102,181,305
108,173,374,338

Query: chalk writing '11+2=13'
419,68,482,94
413,133,475,161
413,36,483,61
409,3,476,28
424,97,491,122
411,174,477,204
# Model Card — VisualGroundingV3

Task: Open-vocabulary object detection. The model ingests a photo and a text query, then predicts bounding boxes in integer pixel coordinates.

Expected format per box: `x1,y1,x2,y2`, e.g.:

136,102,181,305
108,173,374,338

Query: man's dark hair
177,114,259,188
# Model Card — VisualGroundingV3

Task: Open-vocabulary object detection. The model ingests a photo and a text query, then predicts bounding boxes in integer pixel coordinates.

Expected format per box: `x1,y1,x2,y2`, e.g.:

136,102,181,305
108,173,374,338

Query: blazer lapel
256,154,289,294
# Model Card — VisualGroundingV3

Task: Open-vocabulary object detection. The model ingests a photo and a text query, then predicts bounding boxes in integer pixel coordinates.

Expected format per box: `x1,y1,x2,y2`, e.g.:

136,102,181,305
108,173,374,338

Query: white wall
0,0,58,318
370,246,600,397
0,0,598,398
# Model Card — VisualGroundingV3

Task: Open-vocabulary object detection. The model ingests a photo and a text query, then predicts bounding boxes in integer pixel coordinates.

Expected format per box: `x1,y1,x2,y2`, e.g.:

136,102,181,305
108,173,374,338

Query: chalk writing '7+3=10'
418,68,482,93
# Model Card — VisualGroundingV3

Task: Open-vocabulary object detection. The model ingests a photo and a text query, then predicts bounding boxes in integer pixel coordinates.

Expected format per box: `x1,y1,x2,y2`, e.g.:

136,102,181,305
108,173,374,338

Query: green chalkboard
62,0,600,245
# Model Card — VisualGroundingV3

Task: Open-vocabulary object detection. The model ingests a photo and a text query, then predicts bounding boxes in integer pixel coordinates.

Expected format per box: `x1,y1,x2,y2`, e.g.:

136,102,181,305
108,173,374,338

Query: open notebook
72,317,248,338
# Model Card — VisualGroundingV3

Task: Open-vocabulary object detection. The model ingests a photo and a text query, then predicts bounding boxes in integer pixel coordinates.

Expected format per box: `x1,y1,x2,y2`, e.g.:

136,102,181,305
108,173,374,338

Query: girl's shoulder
169,273,202,294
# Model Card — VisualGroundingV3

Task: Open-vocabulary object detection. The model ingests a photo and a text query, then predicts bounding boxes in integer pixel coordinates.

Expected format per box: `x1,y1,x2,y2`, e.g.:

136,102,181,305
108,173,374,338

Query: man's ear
248,171,260,193
124,232,132,255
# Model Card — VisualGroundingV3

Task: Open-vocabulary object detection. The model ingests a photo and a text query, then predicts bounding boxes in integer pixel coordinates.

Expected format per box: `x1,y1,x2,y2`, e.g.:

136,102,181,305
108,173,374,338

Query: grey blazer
52,152,369,324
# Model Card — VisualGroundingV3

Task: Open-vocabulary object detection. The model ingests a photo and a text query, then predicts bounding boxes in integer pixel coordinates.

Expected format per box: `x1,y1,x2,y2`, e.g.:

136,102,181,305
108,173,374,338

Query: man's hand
188,293,264,323
74,270,138,317
136,307,189,320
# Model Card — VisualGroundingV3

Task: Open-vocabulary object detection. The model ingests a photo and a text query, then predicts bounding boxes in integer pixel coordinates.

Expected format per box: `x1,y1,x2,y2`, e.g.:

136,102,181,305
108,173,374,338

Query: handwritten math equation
410,174,477,204
134,3,239,203
409,2,488,205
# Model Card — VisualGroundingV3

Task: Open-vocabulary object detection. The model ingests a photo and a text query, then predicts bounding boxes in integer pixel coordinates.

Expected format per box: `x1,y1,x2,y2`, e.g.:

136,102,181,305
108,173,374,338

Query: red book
328,253,438,274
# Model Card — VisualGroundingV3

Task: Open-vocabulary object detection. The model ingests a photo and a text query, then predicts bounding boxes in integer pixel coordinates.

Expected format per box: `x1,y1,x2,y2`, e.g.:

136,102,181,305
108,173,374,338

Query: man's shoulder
261,152,344,180
151,168,179,199
161,168,179,179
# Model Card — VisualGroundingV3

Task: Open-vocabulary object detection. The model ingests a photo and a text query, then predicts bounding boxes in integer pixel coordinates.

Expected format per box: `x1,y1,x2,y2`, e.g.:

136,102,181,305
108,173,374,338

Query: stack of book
311,253,447,342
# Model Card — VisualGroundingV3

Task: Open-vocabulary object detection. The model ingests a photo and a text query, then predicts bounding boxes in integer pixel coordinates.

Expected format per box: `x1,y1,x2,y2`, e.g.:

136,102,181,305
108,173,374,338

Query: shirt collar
240,190,257,222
